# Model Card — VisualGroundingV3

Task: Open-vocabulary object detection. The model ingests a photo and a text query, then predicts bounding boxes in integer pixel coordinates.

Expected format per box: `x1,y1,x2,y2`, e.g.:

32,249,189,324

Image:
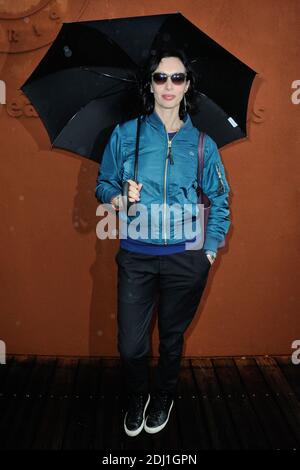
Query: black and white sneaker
124,393,150,437
144,391,174,434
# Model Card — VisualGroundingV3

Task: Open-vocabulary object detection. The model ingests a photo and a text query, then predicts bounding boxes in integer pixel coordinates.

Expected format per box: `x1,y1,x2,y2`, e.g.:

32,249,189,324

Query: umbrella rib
80,67,137,83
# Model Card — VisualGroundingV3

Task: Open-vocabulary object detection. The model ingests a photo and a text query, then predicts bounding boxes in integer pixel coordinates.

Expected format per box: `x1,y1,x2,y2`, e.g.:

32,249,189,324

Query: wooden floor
0,355,300,450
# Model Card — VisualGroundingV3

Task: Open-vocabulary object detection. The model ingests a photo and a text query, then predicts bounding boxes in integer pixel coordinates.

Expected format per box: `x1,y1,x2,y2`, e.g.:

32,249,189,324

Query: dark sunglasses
151,72,187,85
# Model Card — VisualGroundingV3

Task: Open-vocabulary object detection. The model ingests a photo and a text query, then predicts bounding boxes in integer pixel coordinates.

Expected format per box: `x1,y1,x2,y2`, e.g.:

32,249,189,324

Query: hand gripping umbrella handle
123,115,141,214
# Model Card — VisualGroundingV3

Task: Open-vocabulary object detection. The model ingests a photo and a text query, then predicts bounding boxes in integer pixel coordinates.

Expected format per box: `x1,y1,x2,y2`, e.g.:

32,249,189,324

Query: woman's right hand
127,179,143,202
110,180,143,210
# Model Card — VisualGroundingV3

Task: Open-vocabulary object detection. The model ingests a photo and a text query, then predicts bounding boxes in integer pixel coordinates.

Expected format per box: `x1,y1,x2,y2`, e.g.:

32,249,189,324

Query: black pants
115,247,212,397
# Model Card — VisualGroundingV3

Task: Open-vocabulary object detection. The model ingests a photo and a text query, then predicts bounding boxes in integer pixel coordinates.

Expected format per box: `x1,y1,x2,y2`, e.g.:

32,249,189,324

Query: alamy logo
96,200,206,250
291,80,300,104
0,340,6,364
0,80,6,105
291,340,300,365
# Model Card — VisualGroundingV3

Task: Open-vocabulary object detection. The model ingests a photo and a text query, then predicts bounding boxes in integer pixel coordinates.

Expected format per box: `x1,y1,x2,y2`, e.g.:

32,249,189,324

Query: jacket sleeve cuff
101,188,122,205
203,236,221,253
205,250,216,257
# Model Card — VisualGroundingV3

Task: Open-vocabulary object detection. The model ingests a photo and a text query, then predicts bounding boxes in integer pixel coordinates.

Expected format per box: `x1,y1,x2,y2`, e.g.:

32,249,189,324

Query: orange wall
0,0,299,357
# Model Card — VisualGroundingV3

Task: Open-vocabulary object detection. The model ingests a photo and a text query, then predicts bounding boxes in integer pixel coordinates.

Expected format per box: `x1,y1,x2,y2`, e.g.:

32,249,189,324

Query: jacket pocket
215,163,226,195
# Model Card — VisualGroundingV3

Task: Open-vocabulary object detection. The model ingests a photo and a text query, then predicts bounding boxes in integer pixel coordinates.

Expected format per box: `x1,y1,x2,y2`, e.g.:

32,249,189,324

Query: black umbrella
21,12,257,163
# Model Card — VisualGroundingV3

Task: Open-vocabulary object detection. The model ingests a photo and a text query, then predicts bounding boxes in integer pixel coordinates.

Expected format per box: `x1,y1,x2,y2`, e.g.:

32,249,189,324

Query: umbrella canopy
21,12,257,162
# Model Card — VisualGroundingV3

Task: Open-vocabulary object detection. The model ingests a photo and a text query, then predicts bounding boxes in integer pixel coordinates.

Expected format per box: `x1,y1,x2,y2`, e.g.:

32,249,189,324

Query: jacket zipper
163,135,175,244
167,139,174,165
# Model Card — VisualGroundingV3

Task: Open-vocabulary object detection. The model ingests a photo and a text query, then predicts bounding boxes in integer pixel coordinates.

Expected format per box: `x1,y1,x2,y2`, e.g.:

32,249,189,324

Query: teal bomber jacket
95,110,231,254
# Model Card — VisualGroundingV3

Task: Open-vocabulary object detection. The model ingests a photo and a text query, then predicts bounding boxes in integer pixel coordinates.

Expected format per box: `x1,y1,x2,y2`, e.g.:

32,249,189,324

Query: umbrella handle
122,115,141,214
122,180,135,212
134,115,141,181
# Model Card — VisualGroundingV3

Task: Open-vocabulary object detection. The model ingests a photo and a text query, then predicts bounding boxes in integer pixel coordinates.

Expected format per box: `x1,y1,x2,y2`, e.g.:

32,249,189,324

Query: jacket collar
144,109,193,134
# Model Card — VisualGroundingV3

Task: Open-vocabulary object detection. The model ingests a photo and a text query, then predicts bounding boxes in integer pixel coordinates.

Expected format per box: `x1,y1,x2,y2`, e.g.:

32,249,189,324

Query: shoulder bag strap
197,131,205,200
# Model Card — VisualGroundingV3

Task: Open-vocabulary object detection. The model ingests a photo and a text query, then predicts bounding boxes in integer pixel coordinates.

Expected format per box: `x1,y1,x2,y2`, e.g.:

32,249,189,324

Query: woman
95,48,231,437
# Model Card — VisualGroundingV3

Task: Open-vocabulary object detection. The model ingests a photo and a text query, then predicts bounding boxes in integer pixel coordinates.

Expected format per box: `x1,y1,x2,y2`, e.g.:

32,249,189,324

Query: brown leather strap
197,131,205,200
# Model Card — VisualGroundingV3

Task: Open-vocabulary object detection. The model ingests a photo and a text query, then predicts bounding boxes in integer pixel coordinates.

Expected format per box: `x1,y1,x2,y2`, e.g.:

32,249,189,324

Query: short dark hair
138,47,200,119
